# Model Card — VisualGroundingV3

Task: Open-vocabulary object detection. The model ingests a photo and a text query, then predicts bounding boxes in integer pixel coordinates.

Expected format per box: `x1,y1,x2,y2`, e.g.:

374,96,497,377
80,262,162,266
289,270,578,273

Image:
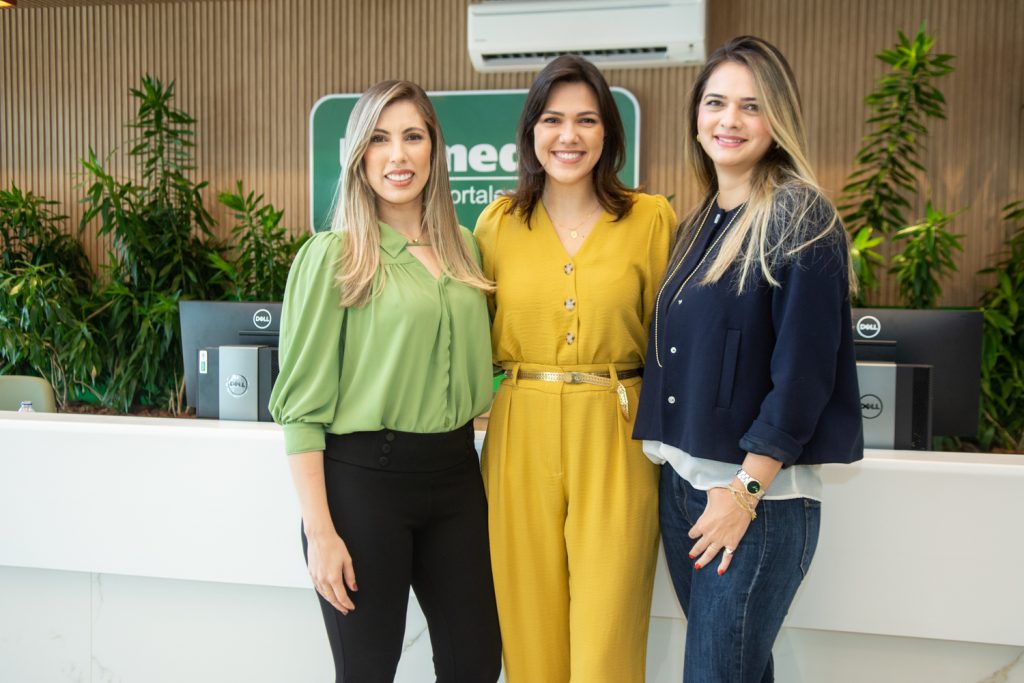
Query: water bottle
18,401,35,413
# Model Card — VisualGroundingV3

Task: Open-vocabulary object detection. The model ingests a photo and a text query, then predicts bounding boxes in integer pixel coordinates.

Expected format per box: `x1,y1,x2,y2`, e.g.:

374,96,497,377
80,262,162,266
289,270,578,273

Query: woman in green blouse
269,80,501,683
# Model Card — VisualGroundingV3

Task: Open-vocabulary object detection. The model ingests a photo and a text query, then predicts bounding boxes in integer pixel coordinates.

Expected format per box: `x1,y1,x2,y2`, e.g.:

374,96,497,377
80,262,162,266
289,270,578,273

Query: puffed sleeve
641,194,677,332
268,231,347,455
738,198,851,465
473,197,509,317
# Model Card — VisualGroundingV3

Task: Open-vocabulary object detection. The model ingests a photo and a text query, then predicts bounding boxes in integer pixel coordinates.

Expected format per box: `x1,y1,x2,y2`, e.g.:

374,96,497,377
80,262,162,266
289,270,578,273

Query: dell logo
253,308,272,330
856,315,881,339
225,374,249,397
860,393,883,419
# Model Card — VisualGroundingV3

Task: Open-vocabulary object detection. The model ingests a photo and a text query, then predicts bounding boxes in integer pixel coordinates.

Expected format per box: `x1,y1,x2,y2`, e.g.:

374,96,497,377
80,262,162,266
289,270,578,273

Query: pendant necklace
550,203,602,240
405,231,431,247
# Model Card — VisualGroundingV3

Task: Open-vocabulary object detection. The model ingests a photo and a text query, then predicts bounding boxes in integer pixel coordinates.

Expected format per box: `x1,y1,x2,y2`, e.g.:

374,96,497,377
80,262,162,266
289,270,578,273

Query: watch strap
735,468,764,497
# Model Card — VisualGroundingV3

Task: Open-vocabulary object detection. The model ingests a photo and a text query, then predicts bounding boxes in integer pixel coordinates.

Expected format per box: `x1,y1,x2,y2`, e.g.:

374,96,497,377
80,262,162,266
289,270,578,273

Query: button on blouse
474,194,676,369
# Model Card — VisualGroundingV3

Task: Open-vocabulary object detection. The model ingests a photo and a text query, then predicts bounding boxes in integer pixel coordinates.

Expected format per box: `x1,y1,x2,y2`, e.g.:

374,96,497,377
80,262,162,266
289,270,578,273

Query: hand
306,531,358,614
687,487,754,576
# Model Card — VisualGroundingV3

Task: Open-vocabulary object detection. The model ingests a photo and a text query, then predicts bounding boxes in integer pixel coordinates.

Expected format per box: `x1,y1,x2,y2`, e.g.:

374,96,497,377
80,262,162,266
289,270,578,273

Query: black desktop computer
855,361,933,450
180,301,282,422
852,308,983,449
196,345,279,421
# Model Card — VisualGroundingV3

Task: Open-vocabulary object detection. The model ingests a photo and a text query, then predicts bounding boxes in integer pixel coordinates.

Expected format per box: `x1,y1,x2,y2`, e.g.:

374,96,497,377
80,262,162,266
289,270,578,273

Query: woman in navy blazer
633,36,863,682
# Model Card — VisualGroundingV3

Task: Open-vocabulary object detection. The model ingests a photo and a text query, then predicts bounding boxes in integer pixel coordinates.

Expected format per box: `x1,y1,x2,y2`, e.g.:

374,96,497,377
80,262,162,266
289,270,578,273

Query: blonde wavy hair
677,36,856,296
329,80,493,307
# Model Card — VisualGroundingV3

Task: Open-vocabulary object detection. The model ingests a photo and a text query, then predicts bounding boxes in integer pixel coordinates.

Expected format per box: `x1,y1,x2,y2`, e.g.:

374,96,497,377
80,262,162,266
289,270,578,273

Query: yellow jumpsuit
474,194,675,683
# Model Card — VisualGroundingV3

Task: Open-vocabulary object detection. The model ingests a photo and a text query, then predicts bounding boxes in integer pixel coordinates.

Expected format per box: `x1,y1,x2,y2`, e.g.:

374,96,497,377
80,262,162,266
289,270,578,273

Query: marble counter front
2,412,1023,682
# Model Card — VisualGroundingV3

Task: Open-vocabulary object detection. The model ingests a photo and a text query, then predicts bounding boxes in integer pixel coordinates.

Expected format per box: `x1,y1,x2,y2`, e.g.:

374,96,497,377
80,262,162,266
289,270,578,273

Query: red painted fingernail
694,562,702,570
718,568,725,576
688,553,695,559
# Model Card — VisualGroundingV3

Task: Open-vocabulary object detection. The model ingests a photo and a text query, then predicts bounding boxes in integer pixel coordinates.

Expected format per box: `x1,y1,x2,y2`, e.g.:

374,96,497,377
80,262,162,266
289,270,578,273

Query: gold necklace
652,196,745,368
549,203,602,240
401,230,431,247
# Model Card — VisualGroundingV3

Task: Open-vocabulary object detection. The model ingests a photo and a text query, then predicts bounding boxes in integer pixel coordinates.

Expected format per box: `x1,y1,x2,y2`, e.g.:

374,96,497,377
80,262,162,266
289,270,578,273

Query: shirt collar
378,221,408,258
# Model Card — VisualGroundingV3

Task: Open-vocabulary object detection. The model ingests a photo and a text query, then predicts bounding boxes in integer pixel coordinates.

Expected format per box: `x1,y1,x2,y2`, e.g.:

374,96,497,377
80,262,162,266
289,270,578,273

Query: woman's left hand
688,487,754,575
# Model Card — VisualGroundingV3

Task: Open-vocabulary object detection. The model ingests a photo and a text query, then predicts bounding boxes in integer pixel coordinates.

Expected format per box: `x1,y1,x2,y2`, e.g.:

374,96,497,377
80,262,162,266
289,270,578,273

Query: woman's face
696,61,773,180
532,81,605,190
363,99,432,213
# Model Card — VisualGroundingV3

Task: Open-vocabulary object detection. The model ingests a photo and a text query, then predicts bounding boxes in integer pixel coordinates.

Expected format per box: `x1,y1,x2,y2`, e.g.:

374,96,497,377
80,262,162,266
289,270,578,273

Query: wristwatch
735,468,763,496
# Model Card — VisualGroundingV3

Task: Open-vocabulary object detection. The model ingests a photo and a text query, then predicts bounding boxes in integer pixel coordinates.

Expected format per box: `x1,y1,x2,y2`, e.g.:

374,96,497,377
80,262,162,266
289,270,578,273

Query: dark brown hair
504,55,634,225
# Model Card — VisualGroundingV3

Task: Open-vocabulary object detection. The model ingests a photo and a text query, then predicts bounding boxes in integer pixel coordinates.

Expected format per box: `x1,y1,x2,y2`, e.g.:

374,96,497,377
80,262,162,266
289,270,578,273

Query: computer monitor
179,301,282,410
851,308,983,437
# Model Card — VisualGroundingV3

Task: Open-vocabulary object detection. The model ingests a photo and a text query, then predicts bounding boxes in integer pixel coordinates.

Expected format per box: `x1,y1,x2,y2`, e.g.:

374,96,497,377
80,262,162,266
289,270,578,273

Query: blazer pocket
715,329,741,408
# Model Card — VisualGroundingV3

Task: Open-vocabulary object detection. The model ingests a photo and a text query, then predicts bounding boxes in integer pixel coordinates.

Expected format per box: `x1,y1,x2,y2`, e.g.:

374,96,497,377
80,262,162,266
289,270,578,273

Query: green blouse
268,222,494,455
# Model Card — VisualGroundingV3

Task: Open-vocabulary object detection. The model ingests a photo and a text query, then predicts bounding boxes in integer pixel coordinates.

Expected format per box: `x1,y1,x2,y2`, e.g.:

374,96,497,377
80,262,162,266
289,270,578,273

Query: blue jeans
659,465,821,683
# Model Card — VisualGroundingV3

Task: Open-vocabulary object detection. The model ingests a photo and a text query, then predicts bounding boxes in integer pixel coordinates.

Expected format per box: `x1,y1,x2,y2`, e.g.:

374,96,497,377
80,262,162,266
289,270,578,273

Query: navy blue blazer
633,189,864,467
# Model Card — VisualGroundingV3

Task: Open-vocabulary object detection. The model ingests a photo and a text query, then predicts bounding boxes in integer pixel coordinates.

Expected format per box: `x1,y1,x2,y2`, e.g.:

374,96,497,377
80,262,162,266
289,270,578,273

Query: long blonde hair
329,80,493,307
676,36,857,295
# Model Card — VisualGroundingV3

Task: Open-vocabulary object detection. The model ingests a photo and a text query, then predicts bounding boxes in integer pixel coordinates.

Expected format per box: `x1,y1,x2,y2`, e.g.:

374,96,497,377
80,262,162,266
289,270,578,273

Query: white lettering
447,144,468,173
451,185,504,206
339,138,518,175
469,144,498,172
499,143,518,172
446,143,519,174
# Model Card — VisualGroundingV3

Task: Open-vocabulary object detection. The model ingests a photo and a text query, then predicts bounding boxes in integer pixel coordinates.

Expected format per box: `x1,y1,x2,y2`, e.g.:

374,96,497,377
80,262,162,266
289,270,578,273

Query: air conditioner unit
467,0,706,72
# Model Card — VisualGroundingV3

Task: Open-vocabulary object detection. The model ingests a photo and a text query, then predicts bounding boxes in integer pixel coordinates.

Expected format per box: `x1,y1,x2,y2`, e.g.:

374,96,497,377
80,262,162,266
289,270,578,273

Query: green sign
309,88,640,232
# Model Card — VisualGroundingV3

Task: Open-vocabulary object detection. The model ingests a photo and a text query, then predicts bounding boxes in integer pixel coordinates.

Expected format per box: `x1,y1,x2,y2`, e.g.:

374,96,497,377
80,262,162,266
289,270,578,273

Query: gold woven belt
503,368,642,419
506,369,642,384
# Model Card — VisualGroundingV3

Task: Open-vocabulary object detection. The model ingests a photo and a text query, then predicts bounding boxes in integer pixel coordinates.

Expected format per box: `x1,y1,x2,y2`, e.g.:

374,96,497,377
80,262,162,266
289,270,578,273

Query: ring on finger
724,546,735,555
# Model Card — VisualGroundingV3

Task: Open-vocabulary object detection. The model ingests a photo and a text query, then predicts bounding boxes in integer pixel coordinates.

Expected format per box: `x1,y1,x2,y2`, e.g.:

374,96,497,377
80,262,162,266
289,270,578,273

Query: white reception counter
2,412,1023,682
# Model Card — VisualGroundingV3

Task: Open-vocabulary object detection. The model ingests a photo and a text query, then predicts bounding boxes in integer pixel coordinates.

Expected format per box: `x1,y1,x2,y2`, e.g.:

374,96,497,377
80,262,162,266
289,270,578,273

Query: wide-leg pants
482,364,661,683
304,422,502,683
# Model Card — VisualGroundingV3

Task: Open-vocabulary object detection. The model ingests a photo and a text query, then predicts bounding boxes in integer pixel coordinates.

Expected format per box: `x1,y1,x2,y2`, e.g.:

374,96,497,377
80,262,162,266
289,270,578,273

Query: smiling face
362,99,432,216
696,61,773,182
532,81,605,190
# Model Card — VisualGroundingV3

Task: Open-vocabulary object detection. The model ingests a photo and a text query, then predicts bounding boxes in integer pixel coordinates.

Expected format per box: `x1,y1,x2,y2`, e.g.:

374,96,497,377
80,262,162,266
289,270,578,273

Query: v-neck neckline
537,200,607,261
405,244,444,282
409,250,443,282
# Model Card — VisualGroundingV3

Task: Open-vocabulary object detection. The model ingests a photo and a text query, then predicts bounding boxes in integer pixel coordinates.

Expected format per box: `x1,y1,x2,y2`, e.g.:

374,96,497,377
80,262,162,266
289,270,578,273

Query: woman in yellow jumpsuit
474,55,675,683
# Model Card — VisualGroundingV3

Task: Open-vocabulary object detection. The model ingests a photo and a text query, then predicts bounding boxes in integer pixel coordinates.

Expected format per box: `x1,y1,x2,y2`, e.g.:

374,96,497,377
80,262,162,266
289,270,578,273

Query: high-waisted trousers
303,422,502,683
482,364,661,683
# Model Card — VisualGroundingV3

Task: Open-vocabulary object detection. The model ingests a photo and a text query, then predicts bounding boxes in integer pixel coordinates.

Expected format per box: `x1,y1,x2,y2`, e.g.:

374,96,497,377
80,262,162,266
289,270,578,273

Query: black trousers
302,422,502,683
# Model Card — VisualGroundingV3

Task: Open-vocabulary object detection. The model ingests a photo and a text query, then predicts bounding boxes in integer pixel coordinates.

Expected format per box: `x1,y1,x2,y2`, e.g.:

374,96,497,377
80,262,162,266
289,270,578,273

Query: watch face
746,480,761,495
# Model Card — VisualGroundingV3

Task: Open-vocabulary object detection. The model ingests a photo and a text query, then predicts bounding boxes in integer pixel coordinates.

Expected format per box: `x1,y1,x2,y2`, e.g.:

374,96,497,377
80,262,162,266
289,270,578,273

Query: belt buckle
567,372,583,384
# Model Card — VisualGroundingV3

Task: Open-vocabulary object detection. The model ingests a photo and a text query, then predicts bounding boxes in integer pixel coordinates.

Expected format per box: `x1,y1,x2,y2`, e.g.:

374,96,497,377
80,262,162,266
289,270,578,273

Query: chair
0,375,58,412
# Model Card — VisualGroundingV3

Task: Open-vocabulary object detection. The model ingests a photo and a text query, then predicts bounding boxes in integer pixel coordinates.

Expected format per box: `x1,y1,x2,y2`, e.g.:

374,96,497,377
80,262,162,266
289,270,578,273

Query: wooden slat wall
2,0,1021,306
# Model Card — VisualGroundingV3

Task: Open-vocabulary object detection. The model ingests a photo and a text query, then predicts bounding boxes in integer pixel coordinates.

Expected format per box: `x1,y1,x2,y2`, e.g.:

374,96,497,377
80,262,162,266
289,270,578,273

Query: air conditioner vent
482,47,672,69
